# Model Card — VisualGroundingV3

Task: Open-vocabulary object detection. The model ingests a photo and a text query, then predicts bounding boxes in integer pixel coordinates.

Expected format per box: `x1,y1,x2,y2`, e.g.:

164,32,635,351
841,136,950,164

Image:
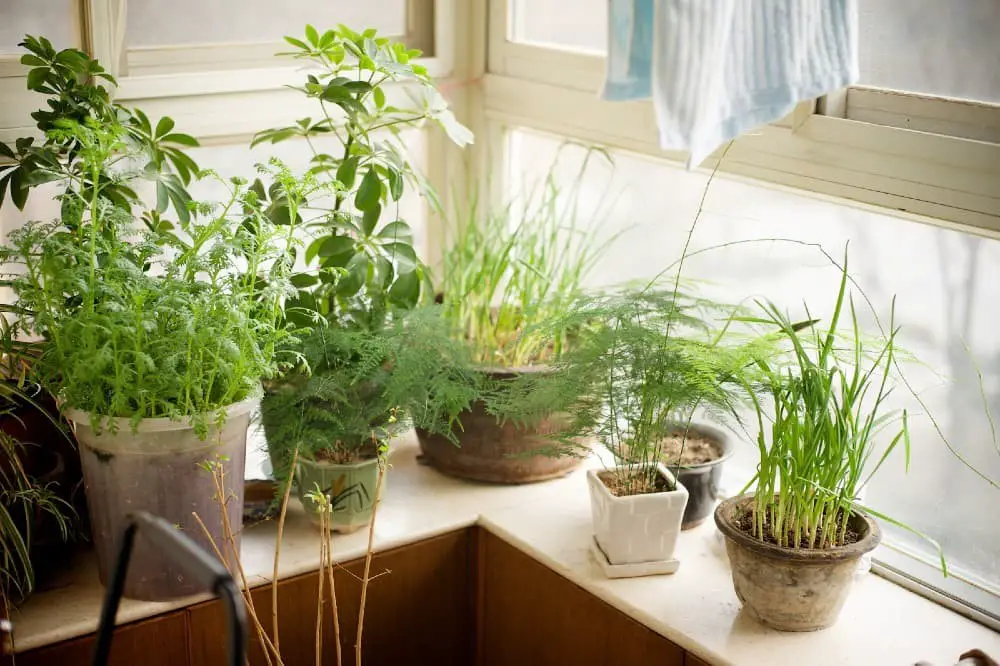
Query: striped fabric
604,0,858,168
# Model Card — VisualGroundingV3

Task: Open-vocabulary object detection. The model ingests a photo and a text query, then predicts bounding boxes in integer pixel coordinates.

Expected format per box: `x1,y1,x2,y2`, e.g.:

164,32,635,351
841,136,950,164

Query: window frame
484,0,1000,237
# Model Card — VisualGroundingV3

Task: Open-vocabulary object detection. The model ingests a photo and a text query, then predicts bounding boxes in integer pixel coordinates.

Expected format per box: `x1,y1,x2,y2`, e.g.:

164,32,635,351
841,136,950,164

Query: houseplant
714,256,905,631
0,53,297,598
548,286,768,574
660,421,733,529
253,25,472,529
415,154,615,483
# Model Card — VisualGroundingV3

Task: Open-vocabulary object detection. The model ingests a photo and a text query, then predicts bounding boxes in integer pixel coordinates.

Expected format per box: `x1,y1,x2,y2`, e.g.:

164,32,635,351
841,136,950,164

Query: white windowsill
8,434,1000,664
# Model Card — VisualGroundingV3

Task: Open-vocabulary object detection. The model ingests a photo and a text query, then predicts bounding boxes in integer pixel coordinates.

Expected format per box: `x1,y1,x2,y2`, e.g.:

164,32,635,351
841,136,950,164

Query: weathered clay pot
415,366,585,484
662,422,733,530
714,495,882,632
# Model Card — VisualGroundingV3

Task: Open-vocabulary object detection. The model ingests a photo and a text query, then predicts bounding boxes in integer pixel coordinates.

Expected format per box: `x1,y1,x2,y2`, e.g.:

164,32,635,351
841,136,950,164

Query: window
508,127,1000,629
123,0,431,77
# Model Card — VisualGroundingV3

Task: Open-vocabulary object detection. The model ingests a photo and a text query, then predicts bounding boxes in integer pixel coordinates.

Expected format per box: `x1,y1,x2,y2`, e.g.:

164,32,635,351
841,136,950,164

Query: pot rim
473,363,555,379
714,494,881,564
587,462,688,502
298,455,380,471
64,394,259,433
662,421,734,471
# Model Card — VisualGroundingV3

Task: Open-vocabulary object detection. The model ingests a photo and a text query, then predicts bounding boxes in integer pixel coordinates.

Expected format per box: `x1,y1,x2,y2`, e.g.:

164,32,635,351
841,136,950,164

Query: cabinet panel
685,655,713,666
480,531,684,666
9,612,188,666
188,529,474,666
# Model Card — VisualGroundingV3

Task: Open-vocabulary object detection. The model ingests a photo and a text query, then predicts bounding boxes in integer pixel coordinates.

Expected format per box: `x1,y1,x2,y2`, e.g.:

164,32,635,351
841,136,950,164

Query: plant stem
355,457,386,666
273,446,299,655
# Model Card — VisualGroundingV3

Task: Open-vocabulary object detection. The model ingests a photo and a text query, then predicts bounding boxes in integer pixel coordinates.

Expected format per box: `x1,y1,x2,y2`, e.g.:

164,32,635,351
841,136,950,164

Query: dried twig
324,499,343,666
273,446,299,654
355,456,387,666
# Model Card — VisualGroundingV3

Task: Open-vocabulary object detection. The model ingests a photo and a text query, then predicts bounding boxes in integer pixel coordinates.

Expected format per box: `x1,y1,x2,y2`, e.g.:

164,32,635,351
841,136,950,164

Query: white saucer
589,536,681,578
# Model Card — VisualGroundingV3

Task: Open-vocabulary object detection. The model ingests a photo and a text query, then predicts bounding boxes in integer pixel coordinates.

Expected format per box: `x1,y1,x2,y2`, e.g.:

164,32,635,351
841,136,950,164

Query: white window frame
483,0,1000,237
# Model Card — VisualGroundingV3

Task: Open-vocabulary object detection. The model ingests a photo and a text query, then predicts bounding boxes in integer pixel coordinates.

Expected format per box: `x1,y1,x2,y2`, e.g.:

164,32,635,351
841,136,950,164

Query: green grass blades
741,249,921,553
438,147,616,368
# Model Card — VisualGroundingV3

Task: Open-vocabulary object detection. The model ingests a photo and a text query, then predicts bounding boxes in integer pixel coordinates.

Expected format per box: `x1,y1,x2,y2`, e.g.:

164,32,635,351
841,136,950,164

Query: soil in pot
416,366,586,484
597,468,672,496
660,424,732,530
714,495,881,632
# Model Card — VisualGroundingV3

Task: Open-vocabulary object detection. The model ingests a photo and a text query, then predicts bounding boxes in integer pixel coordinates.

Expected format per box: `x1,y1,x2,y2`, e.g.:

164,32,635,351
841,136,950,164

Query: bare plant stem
324,501,343,666
315,508,325,666
273,446,299,655
355,458,386,666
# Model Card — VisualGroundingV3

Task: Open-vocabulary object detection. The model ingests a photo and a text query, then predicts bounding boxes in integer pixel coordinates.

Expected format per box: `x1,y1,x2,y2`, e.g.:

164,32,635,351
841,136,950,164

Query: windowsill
8,435,1000,663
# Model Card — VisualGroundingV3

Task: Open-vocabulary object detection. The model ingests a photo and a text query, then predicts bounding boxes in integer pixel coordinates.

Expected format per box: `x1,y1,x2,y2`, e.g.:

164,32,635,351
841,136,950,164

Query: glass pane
859,0,1000,103
126,0,407,48
509,127,1000,596
511,0,606,53
0,0,78,54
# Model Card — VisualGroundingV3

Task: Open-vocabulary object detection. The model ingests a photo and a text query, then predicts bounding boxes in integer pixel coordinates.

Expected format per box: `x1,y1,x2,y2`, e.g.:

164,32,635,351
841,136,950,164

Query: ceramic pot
587,463,688,566
714,494,882,631
66,398,254,601
416,366,585,484
663,422,733,530
296,456,382,533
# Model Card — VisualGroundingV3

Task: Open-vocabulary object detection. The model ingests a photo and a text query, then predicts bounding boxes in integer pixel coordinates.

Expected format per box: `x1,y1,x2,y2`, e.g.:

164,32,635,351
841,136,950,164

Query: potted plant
252,25,471,528
552,286,763,575
414,154,616,483
714,257,903,631
0,40,296,600
660,421,733,529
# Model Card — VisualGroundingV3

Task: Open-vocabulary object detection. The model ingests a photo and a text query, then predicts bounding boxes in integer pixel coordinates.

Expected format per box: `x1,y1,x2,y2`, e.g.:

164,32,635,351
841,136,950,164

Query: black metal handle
91,512,247,666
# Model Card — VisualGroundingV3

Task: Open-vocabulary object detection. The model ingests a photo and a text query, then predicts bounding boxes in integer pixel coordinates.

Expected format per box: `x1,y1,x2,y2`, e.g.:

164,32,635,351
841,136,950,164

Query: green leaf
305,24,319,46
0,142,14,160
19,54,46,67
318,235,355,257
26,67,49,90
154,116,175,139
361,204,381,235
161,132,199,147
354,169,381,211
283,36,310,51
377,220,414,243
388,270,420,308
373,87,386,109
344,81,372,94
10,171,28,210
337,254,368,295
249,178,267,202
386,167,403,200
382,242,418,272
156,181,169,213
336,156,359,189
290,273,319,288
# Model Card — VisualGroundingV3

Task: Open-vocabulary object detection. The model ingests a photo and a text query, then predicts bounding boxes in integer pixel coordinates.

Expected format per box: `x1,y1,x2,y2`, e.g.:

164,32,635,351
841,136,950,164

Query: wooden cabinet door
7,612,188,666
188,528,474,666
479,531,684,666
685,654,714,666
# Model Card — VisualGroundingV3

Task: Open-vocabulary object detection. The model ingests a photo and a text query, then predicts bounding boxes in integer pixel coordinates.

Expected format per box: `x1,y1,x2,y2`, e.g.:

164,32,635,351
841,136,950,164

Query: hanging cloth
604,0,858,168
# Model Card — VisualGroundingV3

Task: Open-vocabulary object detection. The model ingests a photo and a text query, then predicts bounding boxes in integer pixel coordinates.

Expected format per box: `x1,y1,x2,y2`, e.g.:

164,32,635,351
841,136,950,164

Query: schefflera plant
253,24,472,327
253,25,472,529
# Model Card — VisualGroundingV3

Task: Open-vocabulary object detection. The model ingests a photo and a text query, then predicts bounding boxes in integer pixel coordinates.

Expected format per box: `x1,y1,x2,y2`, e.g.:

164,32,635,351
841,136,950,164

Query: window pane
509,127,1000,603
126,0,407,48
859,0,1000,103
511,0,606,53
0,0,78,54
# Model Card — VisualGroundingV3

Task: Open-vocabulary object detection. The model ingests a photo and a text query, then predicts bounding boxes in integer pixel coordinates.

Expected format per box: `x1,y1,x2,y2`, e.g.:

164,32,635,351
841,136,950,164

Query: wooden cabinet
188,529,475,666
685,655,713,666
4,612,188,666
478,531,685,666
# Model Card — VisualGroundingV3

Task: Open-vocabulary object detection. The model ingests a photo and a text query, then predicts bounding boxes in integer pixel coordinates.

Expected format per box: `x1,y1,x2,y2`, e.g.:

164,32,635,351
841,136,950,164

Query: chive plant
741,256,910,549
439,149,613,368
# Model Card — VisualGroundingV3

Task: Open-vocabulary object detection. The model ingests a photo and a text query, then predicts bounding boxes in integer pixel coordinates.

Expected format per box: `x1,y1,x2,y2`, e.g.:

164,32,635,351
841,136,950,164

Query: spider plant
439,148,615,368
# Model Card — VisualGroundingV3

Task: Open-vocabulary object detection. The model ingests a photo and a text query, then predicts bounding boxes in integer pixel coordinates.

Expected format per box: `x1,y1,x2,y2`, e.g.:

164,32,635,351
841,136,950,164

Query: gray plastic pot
714,494,881,631
67,398,255,601
663,422,733,530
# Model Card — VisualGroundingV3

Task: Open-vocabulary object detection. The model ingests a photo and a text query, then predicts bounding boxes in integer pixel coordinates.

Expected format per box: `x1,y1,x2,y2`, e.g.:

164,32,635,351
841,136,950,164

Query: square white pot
587,463,689,566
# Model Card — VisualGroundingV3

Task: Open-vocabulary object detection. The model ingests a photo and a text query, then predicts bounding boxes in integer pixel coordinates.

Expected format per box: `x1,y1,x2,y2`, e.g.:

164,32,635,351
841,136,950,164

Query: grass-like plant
0,117,298,432
738,254,919,552
438,149,613,368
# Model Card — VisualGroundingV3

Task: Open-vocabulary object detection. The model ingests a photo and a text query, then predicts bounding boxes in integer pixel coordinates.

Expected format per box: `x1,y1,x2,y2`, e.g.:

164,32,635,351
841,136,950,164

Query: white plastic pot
587,463,688,566
67,398,256,601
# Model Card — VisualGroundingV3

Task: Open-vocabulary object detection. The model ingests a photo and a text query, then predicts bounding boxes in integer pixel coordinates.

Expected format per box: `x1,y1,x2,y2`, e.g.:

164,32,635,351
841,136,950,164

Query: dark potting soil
599,469,673,497
735,509,862,549
660,433,723,466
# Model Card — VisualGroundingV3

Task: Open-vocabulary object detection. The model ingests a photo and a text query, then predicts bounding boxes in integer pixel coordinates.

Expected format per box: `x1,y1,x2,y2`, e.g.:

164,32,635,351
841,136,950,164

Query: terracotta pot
714,494,882,632
662,422,733,530
587,463,688,566
415,366,585,484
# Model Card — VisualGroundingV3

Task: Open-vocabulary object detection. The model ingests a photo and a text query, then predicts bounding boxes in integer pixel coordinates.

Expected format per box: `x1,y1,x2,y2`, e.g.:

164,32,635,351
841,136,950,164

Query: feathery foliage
0,116,299,434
